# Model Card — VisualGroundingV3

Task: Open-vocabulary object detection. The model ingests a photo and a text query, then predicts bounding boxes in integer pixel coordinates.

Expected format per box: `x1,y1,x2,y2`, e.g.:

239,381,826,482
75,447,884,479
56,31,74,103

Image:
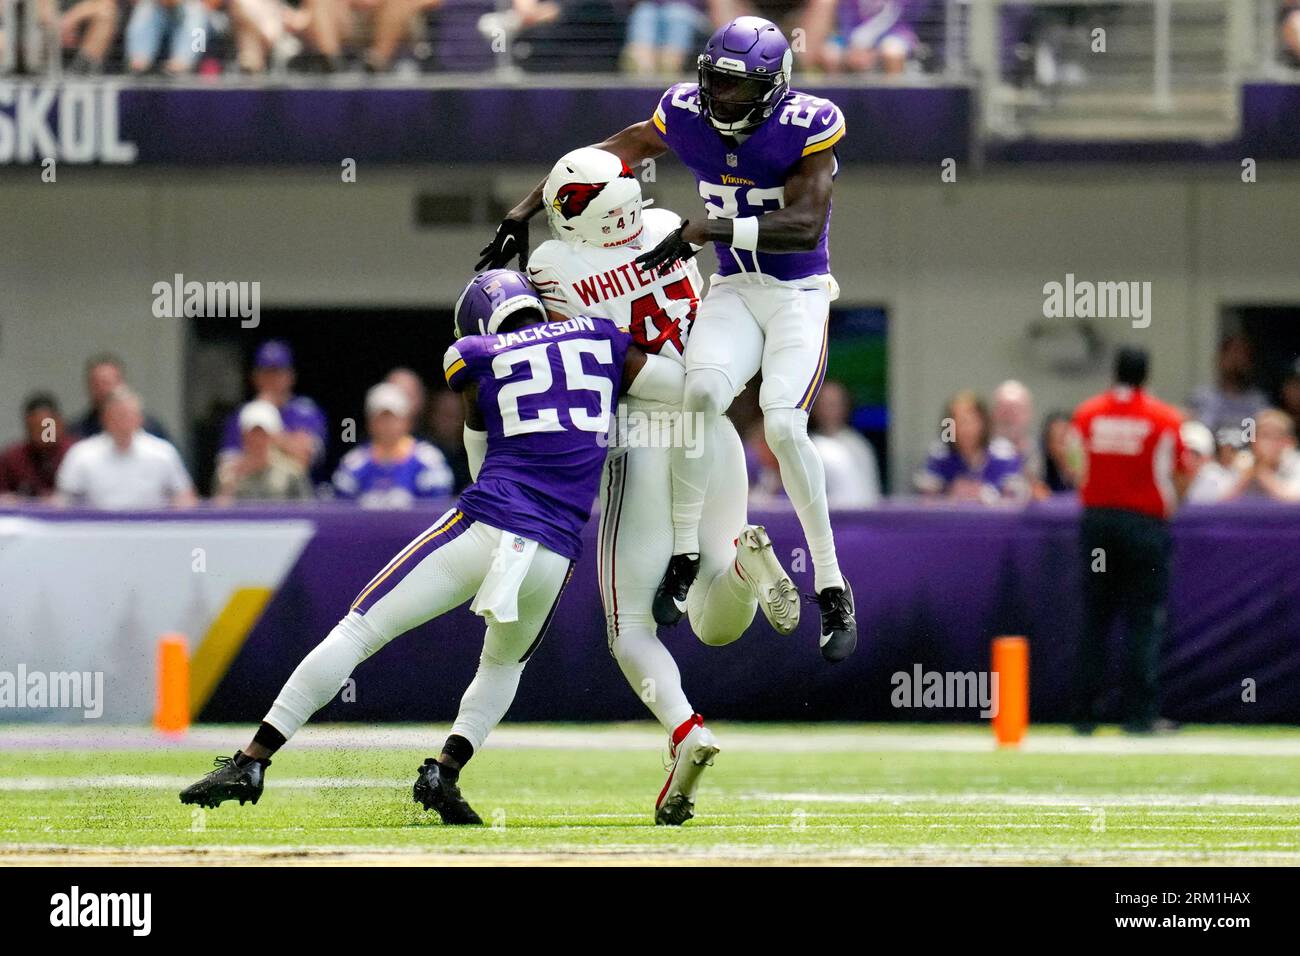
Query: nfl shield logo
726,153,738,168
512,535,526,553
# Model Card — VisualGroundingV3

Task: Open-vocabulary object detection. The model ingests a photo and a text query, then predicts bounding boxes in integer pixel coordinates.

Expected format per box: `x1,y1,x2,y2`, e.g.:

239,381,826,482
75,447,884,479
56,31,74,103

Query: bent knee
763,406,809,452
691,617,744,647
682,368,732,417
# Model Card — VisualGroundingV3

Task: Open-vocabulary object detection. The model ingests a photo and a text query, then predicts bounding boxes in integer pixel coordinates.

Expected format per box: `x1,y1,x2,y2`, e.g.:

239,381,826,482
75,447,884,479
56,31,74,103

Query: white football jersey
527,208,703,367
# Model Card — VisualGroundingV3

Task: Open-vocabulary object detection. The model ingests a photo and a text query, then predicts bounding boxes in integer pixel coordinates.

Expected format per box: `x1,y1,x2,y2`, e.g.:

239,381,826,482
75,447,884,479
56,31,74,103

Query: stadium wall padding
2,501,1296,724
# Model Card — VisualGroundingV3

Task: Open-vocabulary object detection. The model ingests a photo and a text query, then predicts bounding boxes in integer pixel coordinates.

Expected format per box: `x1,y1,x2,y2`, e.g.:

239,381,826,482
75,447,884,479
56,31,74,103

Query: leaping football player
526,145,801,825
179,270,686,824
478,16,857,663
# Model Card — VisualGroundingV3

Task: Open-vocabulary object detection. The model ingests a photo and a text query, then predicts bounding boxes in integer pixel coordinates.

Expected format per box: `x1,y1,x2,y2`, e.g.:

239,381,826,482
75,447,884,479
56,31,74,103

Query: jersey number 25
492,339,613,437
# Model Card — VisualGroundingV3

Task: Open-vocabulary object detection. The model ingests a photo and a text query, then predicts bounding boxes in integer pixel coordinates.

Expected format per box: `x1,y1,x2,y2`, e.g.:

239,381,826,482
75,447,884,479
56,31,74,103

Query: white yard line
743,791,1300,807
5,724,1300,755
2,842,1298,866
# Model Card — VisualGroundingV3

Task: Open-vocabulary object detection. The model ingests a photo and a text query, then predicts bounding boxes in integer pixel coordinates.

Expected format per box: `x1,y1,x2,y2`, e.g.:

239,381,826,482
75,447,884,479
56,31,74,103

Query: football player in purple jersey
180,270,687,825
479,15,857,663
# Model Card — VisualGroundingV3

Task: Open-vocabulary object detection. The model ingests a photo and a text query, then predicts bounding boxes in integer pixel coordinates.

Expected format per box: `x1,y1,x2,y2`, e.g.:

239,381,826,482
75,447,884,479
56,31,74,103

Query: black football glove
634,221,699,277
476,217,530,271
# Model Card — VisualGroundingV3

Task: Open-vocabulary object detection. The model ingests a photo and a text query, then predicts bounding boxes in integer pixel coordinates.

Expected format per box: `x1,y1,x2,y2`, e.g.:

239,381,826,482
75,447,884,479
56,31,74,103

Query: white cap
365,382,410,418
1181,420,1215,458
238,399,283,435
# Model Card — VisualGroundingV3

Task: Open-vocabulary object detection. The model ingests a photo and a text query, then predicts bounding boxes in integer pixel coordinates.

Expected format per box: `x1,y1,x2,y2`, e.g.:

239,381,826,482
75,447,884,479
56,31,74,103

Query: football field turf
3,723,1299,866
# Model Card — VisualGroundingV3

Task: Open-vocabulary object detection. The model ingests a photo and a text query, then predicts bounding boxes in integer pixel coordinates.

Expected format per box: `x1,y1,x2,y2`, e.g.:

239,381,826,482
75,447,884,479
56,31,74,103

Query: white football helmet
543,147,646,248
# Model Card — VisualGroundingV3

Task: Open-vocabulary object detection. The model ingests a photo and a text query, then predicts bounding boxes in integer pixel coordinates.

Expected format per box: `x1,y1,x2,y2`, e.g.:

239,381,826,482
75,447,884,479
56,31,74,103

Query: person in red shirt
1069,347,1189,735
0,393,73,501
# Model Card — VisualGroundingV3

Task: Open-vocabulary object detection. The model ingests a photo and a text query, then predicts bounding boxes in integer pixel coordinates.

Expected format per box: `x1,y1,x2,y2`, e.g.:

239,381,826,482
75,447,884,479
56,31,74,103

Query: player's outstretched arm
621,345,686,405
685,148,835,254
477,121,667,271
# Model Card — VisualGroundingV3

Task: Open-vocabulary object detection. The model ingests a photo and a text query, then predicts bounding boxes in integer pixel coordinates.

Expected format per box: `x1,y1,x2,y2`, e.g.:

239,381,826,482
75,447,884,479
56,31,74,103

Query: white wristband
731,216,759,252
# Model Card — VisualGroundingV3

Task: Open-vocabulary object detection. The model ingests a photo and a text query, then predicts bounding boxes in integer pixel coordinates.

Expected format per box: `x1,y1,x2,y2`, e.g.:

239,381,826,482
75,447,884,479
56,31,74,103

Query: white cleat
735,524,801,636
655,718,719,826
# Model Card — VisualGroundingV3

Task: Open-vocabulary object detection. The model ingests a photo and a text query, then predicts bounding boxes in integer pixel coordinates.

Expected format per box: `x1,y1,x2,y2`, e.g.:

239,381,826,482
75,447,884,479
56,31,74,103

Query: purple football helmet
698,16,793,134
455,269,546,337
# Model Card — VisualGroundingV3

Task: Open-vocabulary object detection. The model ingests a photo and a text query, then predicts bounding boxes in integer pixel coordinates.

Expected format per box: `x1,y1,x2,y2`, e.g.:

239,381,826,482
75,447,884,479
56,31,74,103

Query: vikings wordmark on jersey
653,83,844,281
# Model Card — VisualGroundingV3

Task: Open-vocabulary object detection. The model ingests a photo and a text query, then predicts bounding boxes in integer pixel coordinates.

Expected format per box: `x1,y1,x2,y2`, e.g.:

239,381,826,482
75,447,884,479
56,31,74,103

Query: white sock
764,407,844,592
263,612,389,741
609,619,695,732
450,652,526,752
672,369,731,555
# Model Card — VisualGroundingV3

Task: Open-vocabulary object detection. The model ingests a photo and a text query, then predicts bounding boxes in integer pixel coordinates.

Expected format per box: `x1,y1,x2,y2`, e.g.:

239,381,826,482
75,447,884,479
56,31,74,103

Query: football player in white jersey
526,146,800,826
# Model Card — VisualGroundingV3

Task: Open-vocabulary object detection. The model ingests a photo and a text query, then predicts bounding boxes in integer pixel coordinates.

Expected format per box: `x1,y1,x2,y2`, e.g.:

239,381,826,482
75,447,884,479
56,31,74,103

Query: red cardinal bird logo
554,181,608,220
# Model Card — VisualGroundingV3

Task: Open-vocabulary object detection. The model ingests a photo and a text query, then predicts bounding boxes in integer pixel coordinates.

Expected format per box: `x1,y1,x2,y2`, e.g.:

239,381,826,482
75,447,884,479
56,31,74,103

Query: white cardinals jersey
527,208,703,368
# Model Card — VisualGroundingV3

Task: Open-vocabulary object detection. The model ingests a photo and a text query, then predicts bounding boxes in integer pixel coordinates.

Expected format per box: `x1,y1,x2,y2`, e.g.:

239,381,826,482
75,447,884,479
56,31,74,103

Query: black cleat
179,752,267,809
652,553,700,627
413,758,483,825
816,582,858,663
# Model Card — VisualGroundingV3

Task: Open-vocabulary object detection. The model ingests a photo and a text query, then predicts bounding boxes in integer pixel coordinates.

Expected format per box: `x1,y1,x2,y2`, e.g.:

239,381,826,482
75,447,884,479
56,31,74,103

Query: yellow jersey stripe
802,125,845,157
351,512,465,611
444,358,467,386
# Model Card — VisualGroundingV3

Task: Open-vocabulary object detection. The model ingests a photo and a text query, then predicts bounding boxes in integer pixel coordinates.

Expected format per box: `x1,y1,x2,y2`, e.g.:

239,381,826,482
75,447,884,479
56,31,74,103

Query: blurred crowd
3,332,1299,511
0,342,467,509
6,1,1300,79
909,334,1300,508
0,0,949,77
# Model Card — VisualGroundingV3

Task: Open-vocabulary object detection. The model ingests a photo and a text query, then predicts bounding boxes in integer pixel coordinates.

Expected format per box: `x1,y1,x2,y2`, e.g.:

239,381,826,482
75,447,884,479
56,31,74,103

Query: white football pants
264,509,574,752
598,411,757,732
673,272,845,593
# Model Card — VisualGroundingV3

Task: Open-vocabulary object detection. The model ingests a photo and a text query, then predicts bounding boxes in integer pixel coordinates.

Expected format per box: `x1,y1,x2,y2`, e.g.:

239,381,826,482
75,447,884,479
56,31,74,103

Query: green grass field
3,723,1299,865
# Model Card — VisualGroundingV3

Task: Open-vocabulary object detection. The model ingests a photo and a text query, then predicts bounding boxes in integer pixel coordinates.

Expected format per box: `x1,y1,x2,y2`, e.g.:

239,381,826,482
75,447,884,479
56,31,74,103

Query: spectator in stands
809,380,880,507
386,367,428,437
817,0,919,75
1282,0,1300,69
214,400,314,503
1182,420,1234,504
360,0,444,73
1279,358,1300,426
73,353,172,442
489,0,625,73
217,340,328,486
226,0,307,73
991,379,1041,485
332,382,453,507
1225,408,1300,503
0,393,73,500
39,0,121,74
425,386,472,491
1070,347,1186,735
622,0,709,74
126,0,211,75
1189,333,1269,434
56,387,197,509
1039,410,1079,495
915,390,1025,502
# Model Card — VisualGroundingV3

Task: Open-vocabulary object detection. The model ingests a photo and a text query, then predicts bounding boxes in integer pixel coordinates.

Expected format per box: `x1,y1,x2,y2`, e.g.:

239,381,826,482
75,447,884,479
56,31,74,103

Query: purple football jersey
653,82,844,281
443,316,631,560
